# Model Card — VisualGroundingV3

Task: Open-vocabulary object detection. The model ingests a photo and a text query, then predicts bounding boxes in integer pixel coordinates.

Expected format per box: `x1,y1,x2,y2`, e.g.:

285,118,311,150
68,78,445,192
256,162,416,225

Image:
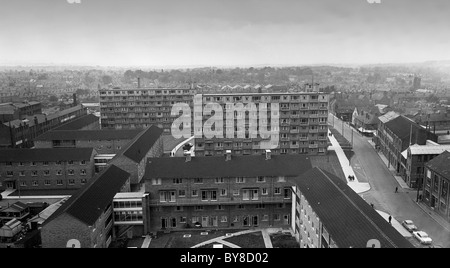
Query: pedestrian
395,187,398,193
388,215,392,225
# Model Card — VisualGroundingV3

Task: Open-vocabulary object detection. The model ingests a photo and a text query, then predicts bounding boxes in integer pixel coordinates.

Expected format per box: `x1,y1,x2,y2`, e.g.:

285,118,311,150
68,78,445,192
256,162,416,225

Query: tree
102,75,113,85
49,95,58,102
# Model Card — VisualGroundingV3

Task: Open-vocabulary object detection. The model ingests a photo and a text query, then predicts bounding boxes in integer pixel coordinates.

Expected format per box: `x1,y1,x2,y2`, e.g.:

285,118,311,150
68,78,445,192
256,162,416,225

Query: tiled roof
35,129,141,141
426,151,450,179
145,154,312,179
122,125,163,163
292,168,414,248
43,165,130,226
0,148,94,162
378,111,400,124
52,114,99,131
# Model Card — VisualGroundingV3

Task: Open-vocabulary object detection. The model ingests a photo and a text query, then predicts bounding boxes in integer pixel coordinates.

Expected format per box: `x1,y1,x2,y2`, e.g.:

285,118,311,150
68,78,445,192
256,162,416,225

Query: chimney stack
137,77,141,89
225,150,232,161
265,149,271,160
73,93,77,106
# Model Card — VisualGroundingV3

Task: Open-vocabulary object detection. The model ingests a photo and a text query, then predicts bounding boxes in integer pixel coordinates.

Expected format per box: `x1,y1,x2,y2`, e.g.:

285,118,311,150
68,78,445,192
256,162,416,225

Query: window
262,188,268,195
19,171,25,177
57,180,63,185
215,178,224,184
194,206,204,211
243,189,259,201
80,160,86,165
20,181,27,187
178,190,186,197
32,180,38,187
274,214,281,221
81,179,87,184
180,217,186,224
221,216,228,223
44,180,51,186
18,162,24,166
233,216,240,222
216,205,224,210
256,204,265,209
277,176,286,182
152,178,161,185
274,188,281,195
5,162,12,166
175,206,183,211
81,169,86,176
68,179,75,185
284,188,291,199
31,171,38,177
68,170,75,176
194,178,203,184
237,205,245,209
56,161,62,165
31,161,37,166
262,215,269,222
192,217,200,224
68,160,74,165
173,178,183,184
6,171,13,177
56,170,63,176
236,177,245,183
233,189,240,196
43,161,49,166
220,189,227,196
192,190,198,197
257,176,265,183
44,170,50,176
160,191,176,202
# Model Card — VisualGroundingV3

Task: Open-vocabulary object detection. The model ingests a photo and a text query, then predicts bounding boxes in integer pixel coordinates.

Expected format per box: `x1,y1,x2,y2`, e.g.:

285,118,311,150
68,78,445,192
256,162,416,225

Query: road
329,113,450,248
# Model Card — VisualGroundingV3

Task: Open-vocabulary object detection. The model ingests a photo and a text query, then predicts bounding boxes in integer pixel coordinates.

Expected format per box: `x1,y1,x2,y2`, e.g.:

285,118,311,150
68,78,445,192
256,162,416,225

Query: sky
1,0,450,67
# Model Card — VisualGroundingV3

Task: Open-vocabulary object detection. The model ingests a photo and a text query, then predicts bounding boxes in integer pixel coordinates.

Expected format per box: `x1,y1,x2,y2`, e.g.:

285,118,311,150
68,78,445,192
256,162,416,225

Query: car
401,220,417,232
413,231,432,245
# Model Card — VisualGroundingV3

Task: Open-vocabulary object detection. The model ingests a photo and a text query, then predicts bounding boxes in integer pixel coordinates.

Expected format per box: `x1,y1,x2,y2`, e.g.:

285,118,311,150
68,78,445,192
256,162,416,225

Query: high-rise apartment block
99,87,196,133
194,92,329,156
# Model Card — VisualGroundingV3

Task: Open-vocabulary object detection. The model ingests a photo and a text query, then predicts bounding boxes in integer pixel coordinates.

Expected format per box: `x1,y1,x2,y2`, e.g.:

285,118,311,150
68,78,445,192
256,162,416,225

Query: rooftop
378,111,400,124
34,129,141,141
426,151,450,179
408,144,450,155
0,148,94,162
292,168,414,248
52,113,99,131
145,154,313,179
43,165,130,226
122,125,164,163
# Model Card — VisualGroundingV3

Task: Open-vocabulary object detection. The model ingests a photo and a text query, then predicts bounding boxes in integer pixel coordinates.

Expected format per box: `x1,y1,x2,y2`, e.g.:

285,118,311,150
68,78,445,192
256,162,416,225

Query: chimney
225,150,232,161
73,93,77,106
137,77,141,89
265,149,271,160
185,152,191,162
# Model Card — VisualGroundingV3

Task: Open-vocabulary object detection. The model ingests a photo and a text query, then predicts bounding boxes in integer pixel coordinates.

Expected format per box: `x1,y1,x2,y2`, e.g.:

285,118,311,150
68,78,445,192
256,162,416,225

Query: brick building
143,151,312,232
0,148,96,195
291,167,414,248
0,101,42,123
41,165,131,248
195,92,329,157
99,86,196,133
375,111,438,179
34,129,141,154
422,151,450,222
0,105,88,148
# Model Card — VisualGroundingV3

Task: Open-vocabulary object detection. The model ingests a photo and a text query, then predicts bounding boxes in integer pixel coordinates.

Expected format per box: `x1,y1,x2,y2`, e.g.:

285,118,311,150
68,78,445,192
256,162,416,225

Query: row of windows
3,160,87,166
152,177,286,185
161,214,290,228
3,169,88,177
17,178,88,187
159,188,291,202
156,203,288,212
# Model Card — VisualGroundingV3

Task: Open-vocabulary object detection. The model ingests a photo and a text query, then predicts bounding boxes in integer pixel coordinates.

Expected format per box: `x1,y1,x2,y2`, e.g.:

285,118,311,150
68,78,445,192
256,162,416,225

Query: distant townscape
0,62,449,248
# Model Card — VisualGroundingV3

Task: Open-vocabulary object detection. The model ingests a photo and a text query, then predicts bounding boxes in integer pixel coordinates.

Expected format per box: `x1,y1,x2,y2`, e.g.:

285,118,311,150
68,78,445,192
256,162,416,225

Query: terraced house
195,92,329,157
144,151,313,232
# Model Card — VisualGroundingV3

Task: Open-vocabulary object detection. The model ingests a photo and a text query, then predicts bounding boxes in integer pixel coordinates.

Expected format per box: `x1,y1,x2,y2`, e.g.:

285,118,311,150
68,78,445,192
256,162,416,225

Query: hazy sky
1,0,450,67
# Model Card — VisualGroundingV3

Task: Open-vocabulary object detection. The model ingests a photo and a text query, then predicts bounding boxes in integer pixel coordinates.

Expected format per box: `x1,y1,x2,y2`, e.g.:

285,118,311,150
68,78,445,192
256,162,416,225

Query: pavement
189,228,280,248
328,128,371,194
377,210,412,237
329,113,450,248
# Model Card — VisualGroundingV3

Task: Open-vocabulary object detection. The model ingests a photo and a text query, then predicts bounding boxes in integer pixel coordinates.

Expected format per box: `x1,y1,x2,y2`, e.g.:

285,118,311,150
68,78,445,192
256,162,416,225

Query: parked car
413,231,432,245
401,220,417,232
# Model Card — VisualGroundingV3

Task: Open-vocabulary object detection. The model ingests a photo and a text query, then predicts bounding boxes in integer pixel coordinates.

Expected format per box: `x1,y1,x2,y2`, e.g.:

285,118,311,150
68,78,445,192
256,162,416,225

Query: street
329,113,450,248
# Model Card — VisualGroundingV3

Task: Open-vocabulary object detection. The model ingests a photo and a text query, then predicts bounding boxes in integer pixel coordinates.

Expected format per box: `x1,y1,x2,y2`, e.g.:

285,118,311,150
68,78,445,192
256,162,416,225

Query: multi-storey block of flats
0,148,96,195
143,151,313,232
194,92,329,156
99,85,196,134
